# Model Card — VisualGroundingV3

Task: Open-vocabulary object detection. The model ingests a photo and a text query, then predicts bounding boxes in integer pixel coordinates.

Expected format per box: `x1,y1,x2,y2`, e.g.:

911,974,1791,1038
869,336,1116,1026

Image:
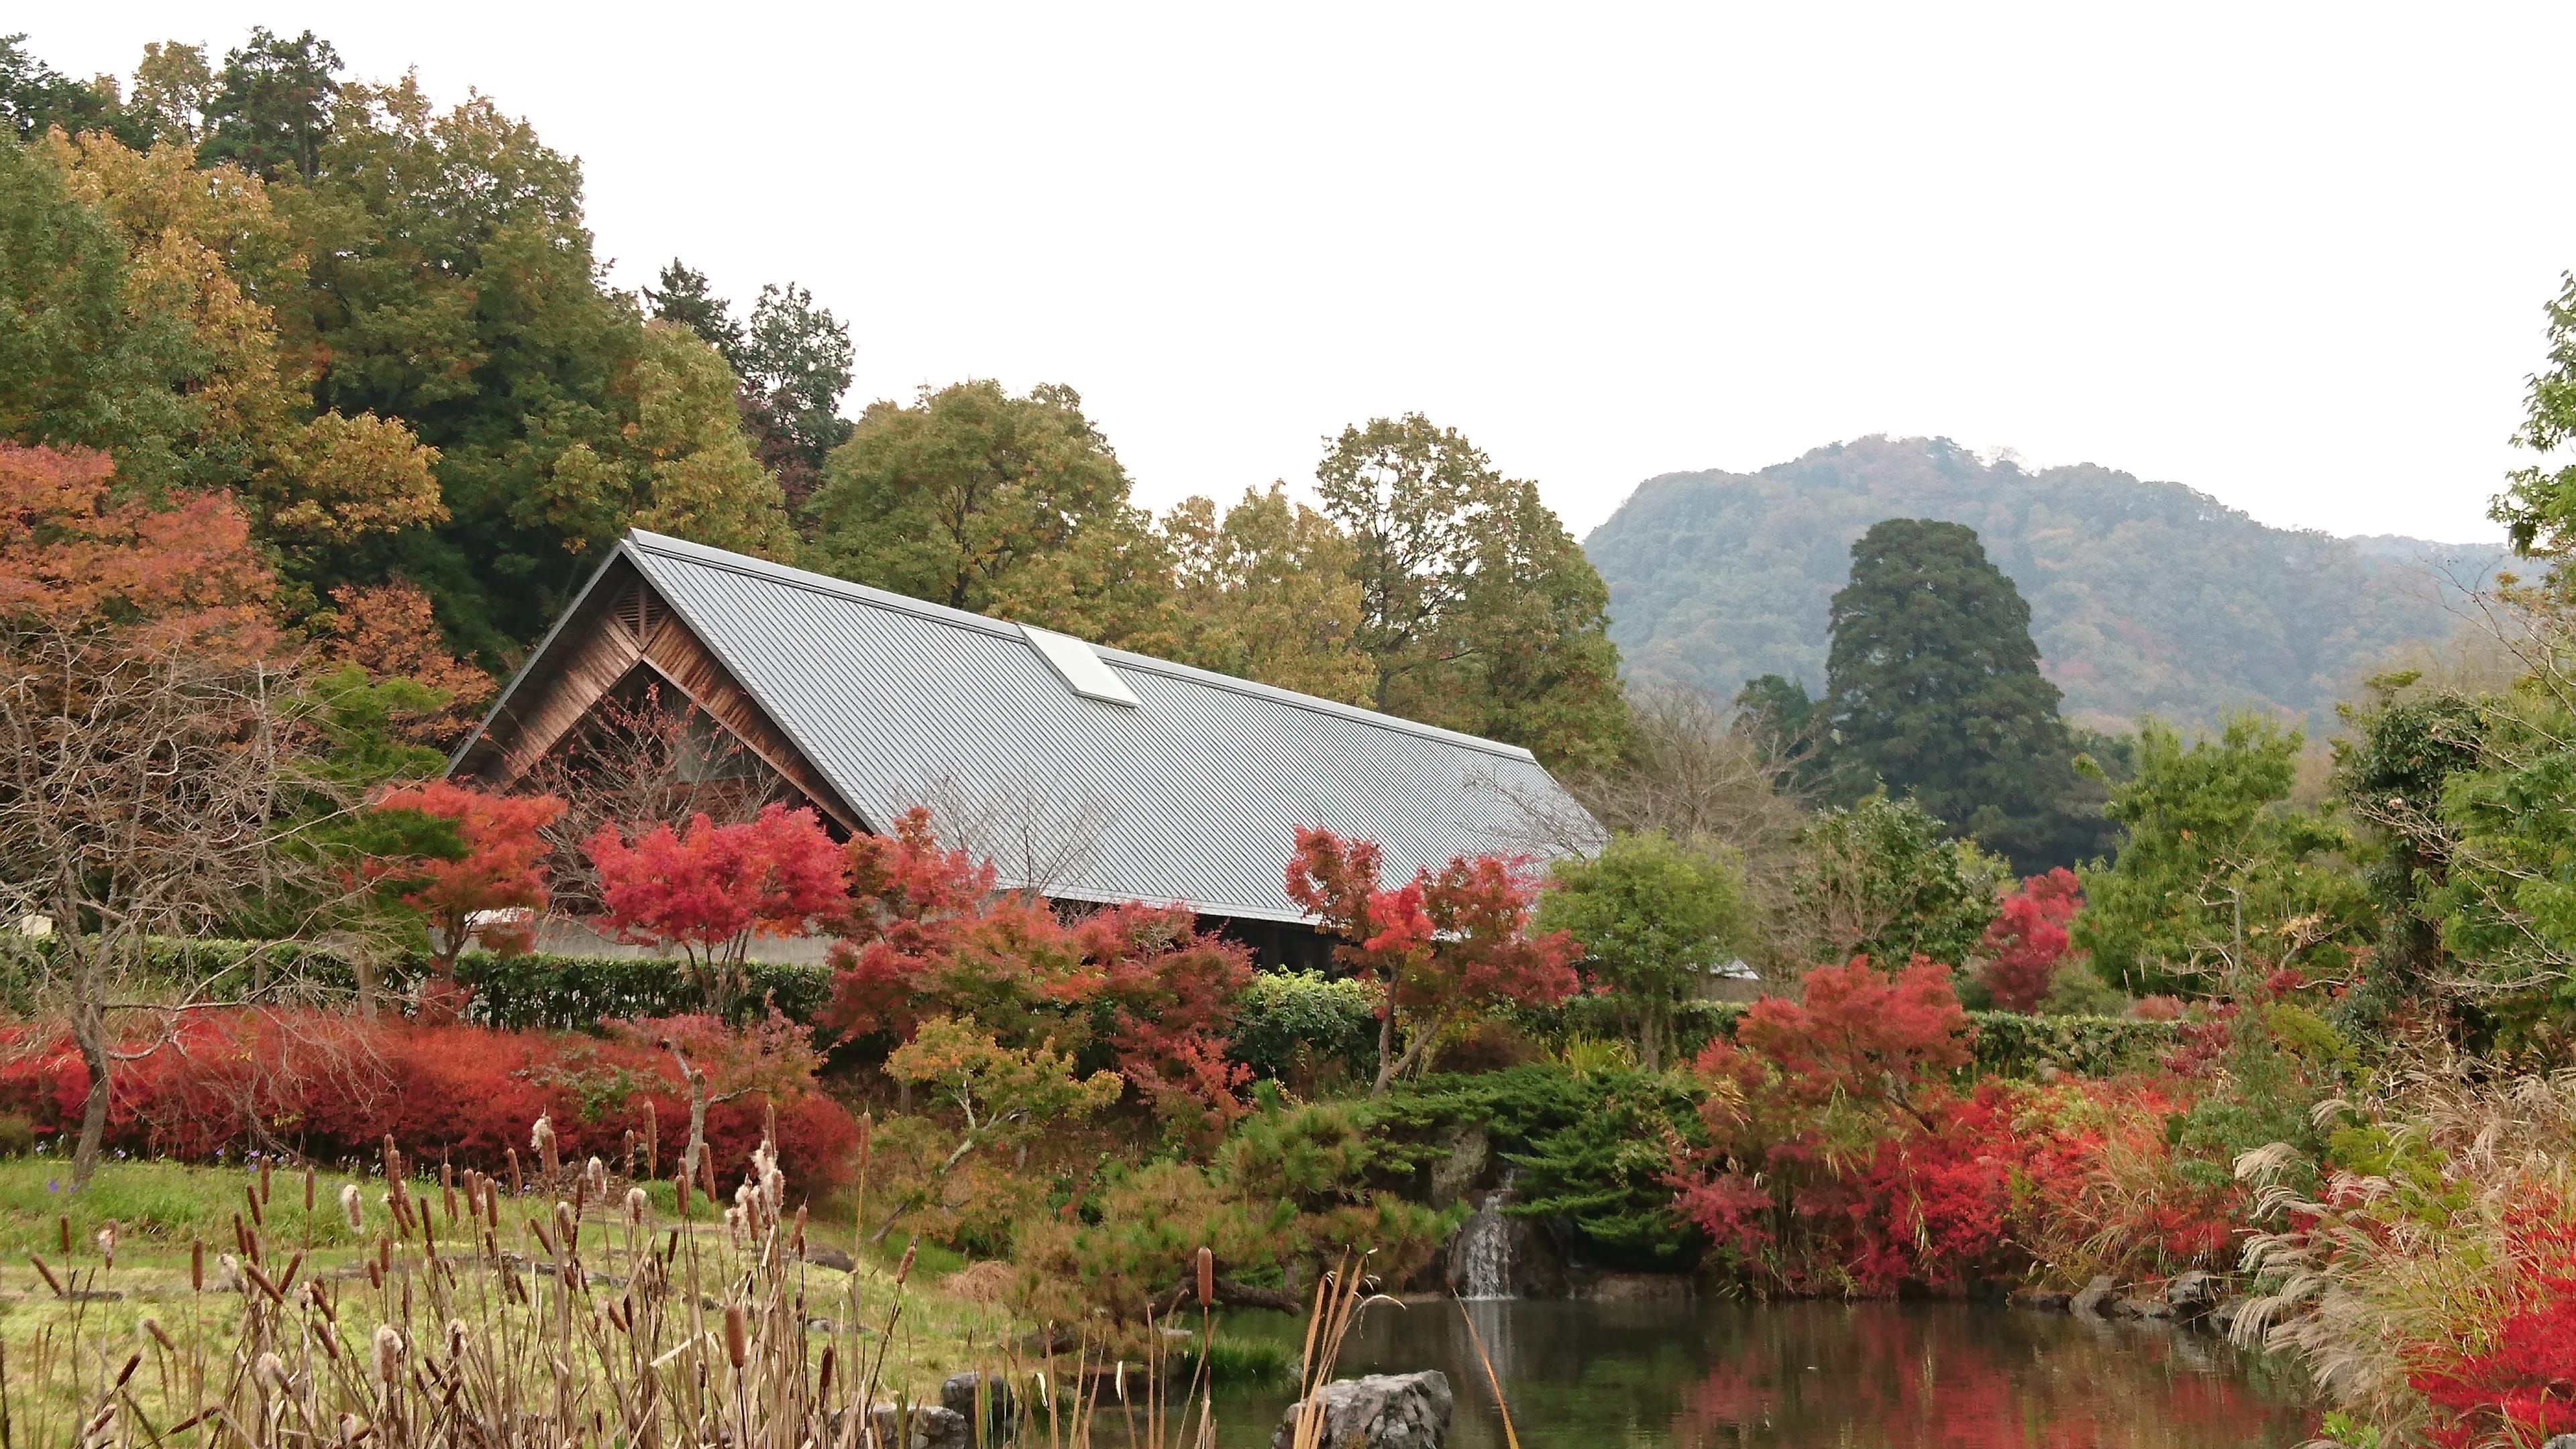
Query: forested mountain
1586,436,2505,732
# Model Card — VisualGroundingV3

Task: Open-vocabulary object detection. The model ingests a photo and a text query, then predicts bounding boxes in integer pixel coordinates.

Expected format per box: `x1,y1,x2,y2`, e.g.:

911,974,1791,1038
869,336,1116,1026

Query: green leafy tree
1315,413,1625,769
1163,483,1375,705
538,321,794,559
0,140,194,483
2074,717,2371,997
1770,793,2002,977
2330,672,2483,1030
287,76,645,657
643,260,743,357
1538,830,1749,1070
1732,672,1827,792
199,28,341,182
806,379,1177,649
1821,517,2107,871
0,34,126,142
734,282,852,501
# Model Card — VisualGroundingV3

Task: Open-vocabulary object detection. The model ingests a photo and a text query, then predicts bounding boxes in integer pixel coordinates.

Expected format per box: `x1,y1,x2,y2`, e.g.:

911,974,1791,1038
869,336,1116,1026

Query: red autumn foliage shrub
0,1010,857,1195
1285,827,1580,1085
1674,959,2232,1295
1976,868,2082,1012
588,802,847,1009
370,779,565,973
2408,1201,2576,1448
822,807,1257,1136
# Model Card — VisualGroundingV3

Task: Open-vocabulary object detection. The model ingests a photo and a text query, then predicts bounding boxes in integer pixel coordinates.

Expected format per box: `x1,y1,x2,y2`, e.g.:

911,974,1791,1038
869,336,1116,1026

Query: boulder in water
2070,1275,2117,1317
1272,1371,1453,1449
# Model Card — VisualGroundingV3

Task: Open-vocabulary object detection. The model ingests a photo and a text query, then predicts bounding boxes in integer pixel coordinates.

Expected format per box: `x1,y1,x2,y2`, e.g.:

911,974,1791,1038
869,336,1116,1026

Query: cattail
643,1102,657,1180
507,1148,523,1198
818,1343,837,1401
699,1151,718,1210
341,1183,364,1232
445,1318,466,1361
190,1238,203,1293
442,1163,456,1226
255,1352,285,1389
1197,1245,1214,1307
244,1182,264,1230
623,1128,637,1180
258,1156,272,1205
372,1324,403,1386
113,1351,140,1391
304,1164,315,1215
30,1254,62,1297
56,1215,68,1254
143,1318,174,1353
896,1240,916,1287
792,1203,807,1256
95,1221,116,1269
586,1156,606,1198
625,1187,648,1226
722,1303,747,1368
676,1163,692,1216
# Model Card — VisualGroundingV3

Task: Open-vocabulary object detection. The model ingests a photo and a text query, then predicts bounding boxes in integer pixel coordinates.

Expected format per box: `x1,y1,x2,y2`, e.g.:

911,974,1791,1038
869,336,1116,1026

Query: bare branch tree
0,625,359,1184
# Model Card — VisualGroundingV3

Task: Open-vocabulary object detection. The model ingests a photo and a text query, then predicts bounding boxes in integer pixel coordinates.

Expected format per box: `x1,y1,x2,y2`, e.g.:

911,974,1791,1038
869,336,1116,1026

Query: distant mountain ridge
1583,436,2506,733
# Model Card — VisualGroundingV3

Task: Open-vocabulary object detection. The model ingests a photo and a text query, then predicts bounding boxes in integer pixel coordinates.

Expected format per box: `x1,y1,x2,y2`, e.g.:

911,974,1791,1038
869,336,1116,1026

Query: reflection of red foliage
1674,1303,2300,1448
0,1010,857,1193
1978,869,2081,1012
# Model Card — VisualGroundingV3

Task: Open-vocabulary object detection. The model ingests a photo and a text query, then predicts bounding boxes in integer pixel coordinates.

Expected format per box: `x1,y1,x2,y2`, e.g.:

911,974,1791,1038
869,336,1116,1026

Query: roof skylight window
1020,623,1141,706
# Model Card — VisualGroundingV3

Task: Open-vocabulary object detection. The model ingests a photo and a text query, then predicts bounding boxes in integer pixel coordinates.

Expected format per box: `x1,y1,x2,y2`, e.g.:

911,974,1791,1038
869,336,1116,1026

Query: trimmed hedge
1227,969,1379,1083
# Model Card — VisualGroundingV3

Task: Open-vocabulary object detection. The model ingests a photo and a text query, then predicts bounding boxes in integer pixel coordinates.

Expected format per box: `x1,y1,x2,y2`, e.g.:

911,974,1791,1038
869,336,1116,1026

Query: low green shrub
1228,969,1377,1086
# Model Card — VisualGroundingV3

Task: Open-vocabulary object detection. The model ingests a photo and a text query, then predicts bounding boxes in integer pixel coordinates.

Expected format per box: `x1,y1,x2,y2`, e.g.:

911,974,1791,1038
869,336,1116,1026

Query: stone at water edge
2538,1436,2576,1449
2070,1275,2117,1318
1271,1371,1454,1449
941,1371,1014,1433
2165,1271,2220,1320
869,1402,969,1449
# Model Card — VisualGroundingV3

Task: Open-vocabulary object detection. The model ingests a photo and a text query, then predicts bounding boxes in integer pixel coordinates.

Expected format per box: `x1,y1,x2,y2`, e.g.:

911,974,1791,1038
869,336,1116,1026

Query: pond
1208,1298,2314,1448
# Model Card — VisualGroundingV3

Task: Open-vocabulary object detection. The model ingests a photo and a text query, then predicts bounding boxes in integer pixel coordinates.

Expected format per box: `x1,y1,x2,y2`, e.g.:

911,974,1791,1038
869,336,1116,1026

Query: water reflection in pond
1212,1299,2313,1448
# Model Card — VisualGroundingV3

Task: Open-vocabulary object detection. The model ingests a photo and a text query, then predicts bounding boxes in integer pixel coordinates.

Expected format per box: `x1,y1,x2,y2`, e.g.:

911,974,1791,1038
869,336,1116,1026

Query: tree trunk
69,1000,109,1189
1371,1006,1398,1096
1640,1004,1663,1074
667,1041,710,1186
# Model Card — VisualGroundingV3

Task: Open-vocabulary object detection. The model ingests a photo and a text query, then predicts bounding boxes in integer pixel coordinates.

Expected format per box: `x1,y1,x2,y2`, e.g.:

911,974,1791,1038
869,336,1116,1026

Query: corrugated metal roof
483,529,1597,924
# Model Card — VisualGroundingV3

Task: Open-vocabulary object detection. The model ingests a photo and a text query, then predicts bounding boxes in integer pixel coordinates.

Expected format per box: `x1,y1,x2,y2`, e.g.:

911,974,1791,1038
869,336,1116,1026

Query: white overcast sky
32,4,2573,544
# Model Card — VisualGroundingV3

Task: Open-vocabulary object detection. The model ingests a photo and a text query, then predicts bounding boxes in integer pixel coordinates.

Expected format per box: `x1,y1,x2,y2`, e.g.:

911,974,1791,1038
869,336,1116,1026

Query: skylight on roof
1019,624,1141,706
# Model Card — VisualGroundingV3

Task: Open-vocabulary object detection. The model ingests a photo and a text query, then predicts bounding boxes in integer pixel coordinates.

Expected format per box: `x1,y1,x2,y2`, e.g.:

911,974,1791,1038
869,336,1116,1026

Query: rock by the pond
2210,1297,2248,1336
870,1403,969,1449
942,1371,1014,1432
2070,1275,2118,1318
802,1244,857,1272
2010,1287,2072,1313
2538,1436,2576,1449
1577,1271,1690,1302
2114,1296,2174,1320
1271,1371,1453,1449
2165,1271,2220,1320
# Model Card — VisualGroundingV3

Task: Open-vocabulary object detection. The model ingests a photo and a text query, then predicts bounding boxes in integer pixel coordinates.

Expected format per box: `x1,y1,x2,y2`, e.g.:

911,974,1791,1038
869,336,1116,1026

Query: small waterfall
1456,1181,1515,1301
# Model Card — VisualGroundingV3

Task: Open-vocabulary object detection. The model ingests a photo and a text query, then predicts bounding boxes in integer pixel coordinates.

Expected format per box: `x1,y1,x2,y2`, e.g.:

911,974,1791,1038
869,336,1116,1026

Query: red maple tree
1976,867,2082,1012
586,802,848,1013
370,780,565,976
1286,826,1579,1093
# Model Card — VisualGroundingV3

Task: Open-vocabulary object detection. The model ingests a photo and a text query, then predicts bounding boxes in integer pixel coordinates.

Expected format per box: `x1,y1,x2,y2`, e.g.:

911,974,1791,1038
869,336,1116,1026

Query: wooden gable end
453,562,864,835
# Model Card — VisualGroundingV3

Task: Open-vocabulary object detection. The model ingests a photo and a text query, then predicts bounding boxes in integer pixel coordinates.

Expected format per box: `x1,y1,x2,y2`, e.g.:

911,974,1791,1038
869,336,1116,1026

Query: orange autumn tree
370,779,565,978
1286,827,1582,1093
325,579,495,745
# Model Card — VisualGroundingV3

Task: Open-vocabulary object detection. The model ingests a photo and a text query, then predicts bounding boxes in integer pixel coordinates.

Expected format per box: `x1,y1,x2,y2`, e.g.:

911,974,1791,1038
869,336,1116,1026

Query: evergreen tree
643,260,743,358
1821,518,2107,871
199,28,341,182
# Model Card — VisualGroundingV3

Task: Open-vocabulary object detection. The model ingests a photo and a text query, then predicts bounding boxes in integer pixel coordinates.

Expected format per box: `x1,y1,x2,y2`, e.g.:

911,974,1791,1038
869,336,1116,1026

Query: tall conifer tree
1821,518,2107,871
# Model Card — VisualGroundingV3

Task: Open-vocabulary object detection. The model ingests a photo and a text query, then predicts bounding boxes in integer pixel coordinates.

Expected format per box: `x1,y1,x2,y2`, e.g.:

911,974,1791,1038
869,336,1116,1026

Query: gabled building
449,530,1597,961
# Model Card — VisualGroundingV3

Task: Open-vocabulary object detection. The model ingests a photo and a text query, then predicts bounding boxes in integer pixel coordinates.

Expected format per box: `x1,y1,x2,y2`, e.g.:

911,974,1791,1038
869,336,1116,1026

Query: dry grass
0,1129,1044,1447
2230,1057,2576,1437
